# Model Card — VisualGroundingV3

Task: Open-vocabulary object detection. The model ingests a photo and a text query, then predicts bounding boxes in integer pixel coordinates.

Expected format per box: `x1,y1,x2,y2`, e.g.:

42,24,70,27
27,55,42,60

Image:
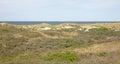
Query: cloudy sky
0,0,120,21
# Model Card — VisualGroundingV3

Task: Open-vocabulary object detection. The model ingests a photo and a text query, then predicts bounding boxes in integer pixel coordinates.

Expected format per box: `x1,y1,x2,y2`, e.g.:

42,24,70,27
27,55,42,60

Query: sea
0,21,119,25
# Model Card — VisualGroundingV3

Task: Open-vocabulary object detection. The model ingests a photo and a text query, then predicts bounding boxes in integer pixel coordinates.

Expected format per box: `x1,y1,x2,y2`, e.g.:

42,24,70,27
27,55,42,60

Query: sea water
0,21,119,25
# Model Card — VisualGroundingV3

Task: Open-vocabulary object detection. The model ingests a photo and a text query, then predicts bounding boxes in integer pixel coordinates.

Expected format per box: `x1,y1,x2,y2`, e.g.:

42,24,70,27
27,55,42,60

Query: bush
97,52,108,57
89,28,110,35
44,51,80,62
2,29,9,32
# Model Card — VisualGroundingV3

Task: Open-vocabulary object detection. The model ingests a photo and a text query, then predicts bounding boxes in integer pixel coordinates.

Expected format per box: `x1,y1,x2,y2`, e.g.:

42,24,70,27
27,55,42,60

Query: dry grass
74,41,120,54
71,41,120,64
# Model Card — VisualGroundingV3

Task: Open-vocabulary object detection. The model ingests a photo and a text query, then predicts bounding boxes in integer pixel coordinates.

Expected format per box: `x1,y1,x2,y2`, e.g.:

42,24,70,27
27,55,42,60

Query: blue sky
0,0,120,21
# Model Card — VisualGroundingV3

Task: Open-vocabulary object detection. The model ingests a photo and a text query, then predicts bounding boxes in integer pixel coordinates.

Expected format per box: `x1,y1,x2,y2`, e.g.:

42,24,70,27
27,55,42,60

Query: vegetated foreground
0,23,120,64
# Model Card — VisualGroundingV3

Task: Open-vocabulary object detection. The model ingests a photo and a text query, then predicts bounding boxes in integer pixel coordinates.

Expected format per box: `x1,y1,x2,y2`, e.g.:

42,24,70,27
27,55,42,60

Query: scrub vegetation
0,23,120,64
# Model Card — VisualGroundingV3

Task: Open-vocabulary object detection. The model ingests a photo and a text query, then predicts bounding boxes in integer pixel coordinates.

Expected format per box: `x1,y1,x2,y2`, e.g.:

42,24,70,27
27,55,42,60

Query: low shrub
44,51,80,62
89,27,110,35
97,52,108,57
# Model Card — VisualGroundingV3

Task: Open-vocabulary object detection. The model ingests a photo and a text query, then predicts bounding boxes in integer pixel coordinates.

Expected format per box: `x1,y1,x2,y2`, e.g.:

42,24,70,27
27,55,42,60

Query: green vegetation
44,52,79,62
0,23,120,64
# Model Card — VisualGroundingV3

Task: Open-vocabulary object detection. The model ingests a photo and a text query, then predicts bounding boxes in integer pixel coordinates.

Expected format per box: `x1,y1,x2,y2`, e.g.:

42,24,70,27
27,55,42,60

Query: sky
0,0,120,21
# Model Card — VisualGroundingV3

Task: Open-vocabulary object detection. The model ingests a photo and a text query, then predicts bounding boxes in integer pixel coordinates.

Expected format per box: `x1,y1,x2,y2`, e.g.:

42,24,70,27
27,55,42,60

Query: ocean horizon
0,21,119,25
